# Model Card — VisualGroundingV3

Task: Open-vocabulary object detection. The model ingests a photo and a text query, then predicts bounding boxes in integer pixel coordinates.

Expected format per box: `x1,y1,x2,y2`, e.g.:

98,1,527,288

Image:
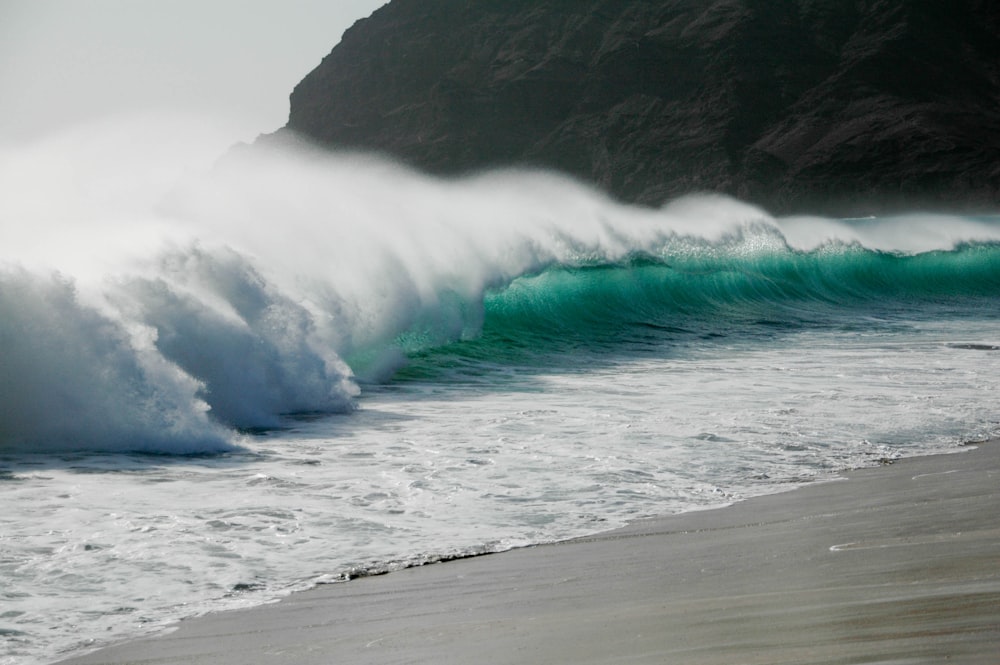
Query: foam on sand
59,440,1000,665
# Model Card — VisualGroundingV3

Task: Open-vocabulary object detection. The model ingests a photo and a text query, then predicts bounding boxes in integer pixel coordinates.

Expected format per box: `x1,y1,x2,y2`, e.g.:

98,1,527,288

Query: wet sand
60,440,1000,665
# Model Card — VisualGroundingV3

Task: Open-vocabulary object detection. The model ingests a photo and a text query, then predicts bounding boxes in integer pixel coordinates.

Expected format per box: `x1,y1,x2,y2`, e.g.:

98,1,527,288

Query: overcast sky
0,0,387,146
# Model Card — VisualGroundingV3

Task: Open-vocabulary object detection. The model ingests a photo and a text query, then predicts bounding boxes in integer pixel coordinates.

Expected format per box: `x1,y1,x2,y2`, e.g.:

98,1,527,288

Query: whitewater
2,118,999,664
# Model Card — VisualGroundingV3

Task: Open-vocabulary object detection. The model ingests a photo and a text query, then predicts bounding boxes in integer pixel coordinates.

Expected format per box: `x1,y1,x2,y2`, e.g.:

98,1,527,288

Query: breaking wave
1,117,998,452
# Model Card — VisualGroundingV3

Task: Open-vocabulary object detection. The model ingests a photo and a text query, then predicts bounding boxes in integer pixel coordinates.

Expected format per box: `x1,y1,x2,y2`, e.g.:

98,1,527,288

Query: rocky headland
271,0,1000,215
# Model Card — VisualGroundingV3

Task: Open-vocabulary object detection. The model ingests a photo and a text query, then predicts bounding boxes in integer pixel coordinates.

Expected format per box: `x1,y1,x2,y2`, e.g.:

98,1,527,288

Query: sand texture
60,441,1000,664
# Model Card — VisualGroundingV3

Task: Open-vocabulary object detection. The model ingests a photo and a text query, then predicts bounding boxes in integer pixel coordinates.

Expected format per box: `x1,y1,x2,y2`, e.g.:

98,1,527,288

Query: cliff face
282,0,1000,214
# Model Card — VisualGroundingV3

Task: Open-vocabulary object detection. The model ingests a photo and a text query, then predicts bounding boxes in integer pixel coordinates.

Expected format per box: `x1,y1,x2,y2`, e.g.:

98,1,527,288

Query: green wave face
396,240,1000,378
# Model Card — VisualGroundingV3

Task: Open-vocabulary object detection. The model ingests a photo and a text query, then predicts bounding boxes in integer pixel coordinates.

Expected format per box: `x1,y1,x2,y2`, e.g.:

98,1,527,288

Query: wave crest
2,120,998,452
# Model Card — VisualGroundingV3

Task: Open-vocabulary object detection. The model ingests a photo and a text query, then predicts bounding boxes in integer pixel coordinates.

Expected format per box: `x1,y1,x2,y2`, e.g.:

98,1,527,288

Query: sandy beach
59,440,1000,665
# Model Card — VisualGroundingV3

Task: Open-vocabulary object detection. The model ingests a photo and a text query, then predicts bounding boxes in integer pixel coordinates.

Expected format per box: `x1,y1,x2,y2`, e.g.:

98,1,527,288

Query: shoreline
59,440,1000,664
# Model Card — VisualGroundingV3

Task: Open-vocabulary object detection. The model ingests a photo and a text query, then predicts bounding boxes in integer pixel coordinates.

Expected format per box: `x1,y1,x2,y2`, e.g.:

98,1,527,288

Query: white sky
0,0,387,146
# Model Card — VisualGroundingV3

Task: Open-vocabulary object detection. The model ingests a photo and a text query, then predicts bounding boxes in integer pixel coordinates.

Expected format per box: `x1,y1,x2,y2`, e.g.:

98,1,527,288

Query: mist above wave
1,116,997,453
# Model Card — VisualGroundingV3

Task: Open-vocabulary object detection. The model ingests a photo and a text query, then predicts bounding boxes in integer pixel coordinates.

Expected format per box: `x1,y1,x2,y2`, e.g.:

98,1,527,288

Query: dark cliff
280,0,1000,214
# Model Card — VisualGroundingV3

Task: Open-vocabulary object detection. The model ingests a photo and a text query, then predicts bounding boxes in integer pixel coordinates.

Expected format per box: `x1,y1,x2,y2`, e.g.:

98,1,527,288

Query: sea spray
0,119,765,450
2,116,1000,454
110,245,358,427
2,116,1000,665
0,267,231,452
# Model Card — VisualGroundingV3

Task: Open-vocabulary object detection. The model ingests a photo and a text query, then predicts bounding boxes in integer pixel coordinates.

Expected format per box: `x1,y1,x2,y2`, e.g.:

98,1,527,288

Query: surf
2,117,999,453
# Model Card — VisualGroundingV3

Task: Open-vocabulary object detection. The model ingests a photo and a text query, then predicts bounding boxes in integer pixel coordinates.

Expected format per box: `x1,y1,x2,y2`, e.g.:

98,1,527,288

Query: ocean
2,123,999,664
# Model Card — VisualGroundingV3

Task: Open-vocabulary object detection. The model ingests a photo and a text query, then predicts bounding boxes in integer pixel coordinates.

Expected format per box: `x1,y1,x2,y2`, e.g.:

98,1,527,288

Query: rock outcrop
278,0,1000,215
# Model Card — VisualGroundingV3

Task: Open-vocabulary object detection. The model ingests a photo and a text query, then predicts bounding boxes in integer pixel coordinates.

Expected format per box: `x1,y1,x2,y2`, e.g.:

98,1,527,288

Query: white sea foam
3,116,999,453
1,114,999,665
0,116,768,451
0,267,229,452
776,212,1000,253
